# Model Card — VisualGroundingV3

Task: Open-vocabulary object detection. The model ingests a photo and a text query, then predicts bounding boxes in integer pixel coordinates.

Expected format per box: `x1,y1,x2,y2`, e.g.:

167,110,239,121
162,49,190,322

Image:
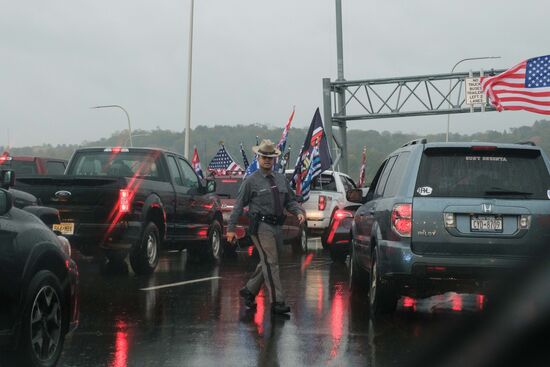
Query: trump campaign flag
274,107,295,173
481,55,550,115
290,108,332,201
208,144,243,175
192,146,204,179
358,146,367,188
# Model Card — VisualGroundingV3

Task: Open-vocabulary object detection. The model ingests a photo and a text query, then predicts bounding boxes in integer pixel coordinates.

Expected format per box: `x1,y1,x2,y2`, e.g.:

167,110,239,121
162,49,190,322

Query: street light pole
446,56,501,142
91,105,133,147
184,0,195,159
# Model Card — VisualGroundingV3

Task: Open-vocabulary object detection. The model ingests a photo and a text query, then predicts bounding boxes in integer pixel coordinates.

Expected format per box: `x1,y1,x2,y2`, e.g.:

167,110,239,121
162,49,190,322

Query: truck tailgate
15,176,123,223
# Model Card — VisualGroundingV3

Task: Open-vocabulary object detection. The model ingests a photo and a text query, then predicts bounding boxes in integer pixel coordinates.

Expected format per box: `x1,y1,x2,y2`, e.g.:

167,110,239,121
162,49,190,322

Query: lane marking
140,276,222,291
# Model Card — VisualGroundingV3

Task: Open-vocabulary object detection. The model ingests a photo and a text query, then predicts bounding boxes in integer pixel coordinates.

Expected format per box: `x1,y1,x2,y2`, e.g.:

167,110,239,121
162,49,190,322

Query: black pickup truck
14,147,224,275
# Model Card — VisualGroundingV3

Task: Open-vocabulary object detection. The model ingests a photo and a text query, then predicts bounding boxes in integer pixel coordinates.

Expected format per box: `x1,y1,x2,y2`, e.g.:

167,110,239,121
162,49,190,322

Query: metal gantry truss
322,69,506,173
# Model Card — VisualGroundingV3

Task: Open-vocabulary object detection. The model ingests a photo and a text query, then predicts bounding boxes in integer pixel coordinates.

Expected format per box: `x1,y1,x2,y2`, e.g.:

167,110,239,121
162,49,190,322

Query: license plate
470,215,502,232
53,223,74,235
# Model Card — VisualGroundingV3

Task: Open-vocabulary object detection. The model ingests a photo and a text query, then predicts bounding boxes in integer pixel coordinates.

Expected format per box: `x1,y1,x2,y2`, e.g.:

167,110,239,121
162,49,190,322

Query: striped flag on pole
275,107,295,173
240,142,250,170
207,144,243,175
192,146,204,179
358,146,367,188
290,108,332,201
481,55,550,114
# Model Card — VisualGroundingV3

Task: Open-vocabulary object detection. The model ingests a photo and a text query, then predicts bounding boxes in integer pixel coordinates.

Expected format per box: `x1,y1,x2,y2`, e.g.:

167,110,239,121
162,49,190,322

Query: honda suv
348,139,550,316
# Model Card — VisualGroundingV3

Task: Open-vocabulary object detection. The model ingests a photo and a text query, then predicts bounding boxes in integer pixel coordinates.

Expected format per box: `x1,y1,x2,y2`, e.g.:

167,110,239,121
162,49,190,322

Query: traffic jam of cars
2,138,550,366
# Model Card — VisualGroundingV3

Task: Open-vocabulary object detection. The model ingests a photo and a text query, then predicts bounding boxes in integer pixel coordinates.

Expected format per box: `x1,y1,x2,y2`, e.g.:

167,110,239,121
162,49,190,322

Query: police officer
227,139,305,315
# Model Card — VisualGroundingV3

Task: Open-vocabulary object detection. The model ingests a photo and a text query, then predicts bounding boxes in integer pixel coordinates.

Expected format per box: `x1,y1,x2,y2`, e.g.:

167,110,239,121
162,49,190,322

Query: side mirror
206,179,216,194
0,170,15,189
0,189,13,215
346,188,364,204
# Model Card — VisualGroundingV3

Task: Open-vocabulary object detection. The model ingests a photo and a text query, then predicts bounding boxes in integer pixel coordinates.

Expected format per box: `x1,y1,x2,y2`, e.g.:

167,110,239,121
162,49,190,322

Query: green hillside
3,119,550,186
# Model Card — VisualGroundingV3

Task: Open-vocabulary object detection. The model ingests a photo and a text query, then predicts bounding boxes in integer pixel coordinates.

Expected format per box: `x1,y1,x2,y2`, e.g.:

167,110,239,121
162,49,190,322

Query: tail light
318,195,327,211
119,189,131,213
391,203,412,237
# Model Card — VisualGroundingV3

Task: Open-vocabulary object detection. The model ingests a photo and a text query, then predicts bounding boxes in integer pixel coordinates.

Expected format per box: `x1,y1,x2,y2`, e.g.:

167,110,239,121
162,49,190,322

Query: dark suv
348,139,550,316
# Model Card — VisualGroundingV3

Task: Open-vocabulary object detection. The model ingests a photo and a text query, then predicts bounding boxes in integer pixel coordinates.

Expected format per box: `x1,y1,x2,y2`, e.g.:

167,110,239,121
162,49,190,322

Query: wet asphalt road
57,238,488,367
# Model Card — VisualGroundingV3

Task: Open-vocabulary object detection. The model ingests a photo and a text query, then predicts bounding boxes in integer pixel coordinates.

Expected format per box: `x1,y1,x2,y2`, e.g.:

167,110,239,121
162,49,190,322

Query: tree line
3,119,550,186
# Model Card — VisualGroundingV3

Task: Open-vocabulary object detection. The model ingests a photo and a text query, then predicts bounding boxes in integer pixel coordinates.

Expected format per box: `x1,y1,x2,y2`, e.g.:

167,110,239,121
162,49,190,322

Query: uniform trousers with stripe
246,222,284,304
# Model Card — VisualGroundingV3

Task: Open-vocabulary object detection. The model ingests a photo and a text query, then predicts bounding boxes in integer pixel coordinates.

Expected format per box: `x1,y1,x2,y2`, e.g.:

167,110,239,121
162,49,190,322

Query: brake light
318,195,327,211
471,146,497,151
104,147,129,153
221,179,238,183
391,203,412,237
119,189,131,213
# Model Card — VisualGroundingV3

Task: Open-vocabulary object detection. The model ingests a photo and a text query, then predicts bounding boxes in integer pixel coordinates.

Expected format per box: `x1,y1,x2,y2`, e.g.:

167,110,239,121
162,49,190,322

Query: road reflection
61,243,495,367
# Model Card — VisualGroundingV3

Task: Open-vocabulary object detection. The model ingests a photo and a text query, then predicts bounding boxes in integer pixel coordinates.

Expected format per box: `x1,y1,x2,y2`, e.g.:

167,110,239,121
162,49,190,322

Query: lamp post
91,105,133,147
446,56,501,142
184,0,195,159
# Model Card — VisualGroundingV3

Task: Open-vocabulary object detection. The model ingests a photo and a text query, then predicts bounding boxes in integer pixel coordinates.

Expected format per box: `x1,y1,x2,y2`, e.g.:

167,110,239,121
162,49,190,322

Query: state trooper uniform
228,139,305,314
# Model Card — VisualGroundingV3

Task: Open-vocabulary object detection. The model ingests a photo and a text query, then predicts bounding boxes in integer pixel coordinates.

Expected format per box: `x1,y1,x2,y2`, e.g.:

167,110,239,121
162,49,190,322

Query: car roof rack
401,138,427,148
515,141,536,146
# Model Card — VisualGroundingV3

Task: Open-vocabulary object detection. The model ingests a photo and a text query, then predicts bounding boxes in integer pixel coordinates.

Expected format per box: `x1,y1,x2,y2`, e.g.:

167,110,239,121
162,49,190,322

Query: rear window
311,174,337,192
415,147,550,199
7,160,37,175
68,151,162,179
46,161,66,174
215,177,242,198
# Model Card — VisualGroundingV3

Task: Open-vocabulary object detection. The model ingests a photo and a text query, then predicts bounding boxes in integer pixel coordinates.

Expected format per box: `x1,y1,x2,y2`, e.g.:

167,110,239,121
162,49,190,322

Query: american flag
358,146,367,188
481,55,550,115
192,146,204,179
208,144,243,175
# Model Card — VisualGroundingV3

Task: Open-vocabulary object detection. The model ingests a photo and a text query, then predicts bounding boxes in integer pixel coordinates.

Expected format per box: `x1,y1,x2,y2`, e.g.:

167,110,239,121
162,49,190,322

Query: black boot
239,287,256,308
271,302,290,314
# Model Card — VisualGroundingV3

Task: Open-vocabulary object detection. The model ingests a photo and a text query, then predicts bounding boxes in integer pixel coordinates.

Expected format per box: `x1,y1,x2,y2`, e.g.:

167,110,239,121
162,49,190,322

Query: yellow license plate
53,223,75,235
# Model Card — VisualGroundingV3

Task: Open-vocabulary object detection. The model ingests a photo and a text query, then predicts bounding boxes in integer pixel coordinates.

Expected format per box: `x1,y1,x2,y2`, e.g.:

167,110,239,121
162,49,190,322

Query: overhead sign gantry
322,68,505,173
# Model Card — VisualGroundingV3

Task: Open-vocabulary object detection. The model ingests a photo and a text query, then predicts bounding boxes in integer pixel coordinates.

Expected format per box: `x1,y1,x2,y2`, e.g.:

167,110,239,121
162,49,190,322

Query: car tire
369,250,398,317
16,270,67,367
291,225,308,254
130,222,160,275
348,239,368,295
207,221,223,263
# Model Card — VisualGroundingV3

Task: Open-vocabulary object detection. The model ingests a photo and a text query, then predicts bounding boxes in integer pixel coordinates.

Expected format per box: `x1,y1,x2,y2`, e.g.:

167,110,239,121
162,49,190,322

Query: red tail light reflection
111,320,128,367
119,189,131,213
326,210,353,245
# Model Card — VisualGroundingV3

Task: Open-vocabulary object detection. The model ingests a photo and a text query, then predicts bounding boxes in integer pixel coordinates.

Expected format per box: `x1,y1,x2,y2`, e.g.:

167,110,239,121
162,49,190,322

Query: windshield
415,147,550,199
68,151,162,178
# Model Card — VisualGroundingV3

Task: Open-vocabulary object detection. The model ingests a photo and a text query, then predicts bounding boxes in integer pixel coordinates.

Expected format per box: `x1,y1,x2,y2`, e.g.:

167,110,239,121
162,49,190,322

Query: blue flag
290,108,332,201
240,142,250,170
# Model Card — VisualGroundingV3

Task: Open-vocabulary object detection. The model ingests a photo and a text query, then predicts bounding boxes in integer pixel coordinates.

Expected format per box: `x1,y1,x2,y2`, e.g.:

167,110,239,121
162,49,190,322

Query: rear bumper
377,239,527,292
67,221,142,254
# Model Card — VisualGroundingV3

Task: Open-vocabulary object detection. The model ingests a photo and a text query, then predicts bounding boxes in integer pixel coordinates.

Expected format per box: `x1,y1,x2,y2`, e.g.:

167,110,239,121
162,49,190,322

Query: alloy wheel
146,233,158,266
30,285,62,361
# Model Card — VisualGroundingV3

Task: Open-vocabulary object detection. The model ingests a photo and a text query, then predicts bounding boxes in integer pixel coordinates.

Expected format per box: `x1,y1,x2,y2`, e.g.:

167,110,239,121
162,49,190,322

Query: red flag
481,55,550,114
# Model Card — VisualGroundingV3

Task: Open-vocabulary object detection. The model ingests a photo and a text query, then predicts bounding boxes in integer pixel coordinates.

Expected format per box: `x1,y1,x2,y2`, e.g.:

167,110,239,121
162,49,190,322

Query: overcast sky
1,0,549,148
